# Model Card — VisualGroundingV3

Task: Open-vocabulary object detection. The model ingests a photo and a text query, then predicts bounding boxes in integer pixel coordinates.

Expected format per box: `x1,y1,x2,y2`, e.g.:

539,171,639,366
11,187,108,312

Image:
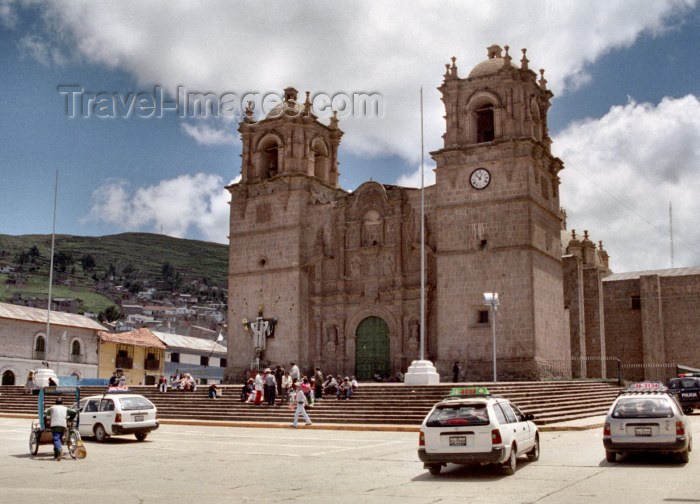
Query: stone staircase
0,380,621,426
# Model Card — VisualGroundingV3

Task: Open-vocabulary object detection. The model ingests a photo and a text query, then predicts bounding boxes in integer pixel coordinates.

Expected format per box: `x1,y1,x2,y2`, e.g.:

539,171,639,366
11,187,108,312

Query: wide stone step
0,381,622,426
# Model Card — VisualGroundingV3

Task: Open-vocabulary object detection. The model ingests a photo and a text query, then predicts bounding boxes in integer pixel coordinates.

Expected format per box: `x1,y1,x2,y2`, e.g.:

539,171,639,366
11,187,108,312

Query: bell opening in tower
476,105,495,143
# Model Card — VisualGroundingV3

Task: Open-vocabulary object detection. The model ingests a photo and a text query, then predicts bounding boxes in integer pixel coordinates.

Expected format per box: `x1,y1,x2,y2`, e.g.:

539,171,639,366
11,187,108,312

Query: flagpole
46,170,58,369
419,87,425,362
403,87,439,385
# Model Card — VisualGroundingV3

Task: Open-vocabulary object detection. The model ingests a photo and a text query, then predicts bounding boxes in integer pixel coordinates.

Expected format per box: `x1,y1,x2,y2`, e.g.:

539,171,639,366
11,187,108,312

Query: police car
668,373,700,414
603,382,692,463
418,387,539,475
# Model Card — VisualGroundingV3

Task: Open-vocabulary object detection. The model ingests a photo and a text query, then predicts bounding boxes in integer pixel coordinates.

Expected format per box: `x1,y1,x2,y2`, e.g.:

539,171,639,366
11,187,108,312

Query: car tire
527,435,540,462
427,464,441,476
93,424,108,443
605,450,616,463
29,430,39,455
135,432,148,442
502,444,517,475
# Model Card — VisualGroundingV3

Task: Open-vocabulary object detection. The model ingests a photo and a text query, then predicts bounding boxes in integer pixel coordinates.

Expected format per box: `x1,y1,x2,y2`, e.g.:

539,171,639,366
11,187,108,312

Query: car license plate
133,414,144,422
449,436,467,446
635,427,652,437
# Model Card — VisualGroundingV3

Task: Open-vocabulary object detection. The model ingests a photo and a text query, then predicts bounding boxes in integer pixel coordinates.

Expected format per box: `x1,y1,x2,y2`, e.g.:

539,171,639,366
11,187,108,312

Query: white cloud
394,163,436,189
84,173,240,243
180,119,239,147
554,95,700,272
15,0,697,161
0,0,18,29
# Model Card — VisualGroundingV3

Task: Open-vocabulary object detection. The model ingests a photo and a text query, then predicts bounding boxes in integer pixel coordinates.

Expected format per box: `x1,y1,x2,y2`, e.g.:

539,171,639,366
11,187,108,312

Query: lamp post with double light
483,292,500,382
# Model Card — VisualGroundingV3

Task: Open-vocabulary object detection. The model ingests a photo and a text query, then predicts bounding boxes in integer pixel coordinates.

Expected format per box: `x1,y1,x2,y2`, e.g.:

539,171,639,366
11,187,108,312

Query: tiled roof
0,302,106,331
98,328,166,349
151,330,227,355
603,266,700,282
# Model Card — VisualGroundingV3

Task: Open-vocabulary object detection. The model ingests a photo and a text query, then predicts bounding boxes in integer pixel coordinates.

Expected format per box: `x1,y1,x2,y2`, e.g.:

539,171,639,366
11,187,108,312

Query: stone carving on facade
326,325,338,353
349,255,361,278
406,320,419,352
383,253,394,276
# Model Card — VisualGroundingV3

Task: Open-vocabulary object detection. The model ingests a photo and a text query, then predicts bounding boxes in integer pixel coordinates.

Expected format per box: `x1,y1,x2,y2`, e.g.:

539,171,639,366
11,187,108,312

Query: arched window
311,137,329,180
35,335,45,352
476,105,495,143
71,340,81,356
258,135,282,179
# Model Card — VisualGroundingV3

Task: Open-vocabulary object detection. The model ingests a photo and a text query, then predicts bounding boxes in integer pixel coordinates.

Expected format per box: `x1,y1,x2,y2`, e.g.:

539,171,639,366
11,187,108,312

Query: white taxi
603,382,692,463
418,387,539,475
75,392,159,442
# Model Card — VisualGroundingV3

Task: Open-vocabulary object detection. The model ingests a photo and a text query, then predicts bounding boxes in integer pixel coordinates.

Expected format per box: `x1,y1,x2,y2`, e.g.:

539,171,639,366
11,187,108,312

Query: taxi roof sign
626,381,667,392
449,386,490,397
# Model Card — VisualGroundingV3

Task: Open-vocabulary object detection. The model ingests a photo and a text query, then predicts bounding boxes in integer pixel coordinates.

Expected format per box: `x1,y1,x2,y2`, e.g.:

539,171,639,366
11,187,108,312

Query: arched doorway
355,317,390,381
2,370,15,386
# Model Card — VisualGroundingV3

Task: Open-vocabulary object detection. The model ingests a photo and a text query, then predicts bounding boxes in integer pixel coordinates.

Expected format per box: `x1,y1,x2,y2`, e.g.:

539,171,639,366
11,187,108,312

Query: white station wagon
75,393,159,442
603,382,692,463
418,387,539,475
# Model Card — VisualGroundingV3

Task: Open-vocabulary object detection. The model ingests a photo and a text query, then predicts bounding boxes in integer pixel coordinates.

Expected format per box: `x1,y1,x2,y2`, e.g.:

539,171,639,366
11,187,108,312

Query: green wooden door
355,317,390,381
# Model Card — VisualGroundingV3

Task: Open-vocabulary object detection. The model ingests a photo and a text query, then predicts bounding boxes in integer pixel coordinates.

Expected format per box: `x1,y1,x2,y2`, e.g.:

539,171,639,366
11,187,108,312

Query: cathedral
225,44,574,381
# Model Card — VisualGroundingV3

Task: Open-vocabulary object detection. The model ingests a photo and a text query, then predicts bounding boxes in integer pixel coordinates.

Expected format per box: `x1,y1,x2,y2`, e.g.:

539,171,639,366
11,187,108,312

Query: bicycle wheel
29,430,39,456
67,430,80,459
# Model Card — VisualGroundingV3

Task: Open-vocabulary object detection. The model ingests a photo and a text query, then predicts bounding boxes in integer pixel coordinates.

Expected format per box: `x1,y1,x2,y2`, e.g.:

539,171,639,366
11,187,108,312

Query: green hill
0,232,228,313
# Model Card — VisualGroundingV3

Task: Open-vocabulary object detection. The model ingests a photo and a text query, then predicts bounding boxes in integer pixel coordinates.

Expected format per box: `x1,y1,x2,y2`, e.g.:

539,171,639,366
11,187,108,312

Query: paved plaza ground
1,417,699,503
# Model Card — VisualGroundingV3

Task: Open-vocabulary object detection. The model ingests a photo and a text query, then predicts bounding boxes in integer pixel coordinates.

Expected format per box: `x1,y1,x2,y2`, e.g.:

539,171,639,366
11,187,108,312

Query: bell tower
431,44,570,379
226,88,344,379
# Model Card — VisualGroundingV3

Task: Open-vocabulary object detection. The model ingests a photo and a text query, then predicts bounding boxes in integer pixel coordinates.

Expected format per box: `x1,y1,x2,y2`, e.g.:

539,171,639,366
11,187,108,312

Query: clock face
470,168,491,189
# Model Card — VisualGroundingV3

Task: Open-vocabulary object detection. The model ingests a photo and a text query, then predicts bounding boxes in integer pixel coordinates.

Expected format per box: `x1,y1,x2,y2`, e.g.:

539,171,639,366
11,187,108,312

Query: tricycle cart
29,386,86,459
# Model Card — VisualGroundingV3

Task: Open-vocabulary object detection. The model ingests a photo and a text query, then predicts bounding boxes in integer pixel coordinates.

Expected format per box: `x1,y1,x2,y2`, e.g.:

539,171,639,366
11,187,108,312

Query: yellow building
97,328,166,385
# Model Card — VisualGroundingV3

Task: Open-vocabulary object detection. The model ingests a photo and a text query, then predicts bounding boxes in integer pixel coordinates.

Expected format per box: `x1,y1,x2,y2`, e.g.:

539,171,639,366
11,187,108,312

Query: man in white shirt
45,398,76,461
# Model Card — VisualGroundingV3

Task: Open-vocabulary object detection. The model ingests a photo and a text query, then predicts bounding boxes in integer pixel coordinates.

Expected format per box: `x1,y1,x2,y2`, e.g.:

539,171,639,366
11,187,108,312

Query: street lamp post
483,293,500,382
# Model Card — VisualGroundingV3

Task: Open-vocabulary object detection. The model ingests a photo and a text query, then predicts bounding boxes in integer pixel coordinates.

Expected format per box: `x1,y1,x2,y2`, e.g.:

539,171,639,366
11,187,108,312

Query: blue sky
0,0,699,273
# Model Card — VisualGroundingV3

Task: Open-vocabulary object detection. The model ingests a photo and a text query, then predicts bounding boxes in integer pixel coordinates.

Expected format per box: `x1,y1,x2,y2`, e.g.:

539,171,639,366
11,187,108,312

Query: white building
0,302,105,385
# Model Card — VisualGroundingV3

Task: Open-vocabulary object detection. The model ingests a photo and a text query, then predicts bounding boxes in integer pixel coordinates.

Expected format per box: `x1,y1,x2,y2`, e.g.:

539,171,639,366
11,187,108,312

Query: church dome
468,44,516,78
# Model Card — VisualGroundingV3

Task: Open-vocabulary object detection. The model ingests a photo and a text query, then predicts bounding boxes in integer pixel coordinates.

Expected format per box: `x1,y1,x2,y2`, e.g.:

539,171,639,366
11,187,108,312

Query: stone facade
226,45,573,382
602,268,700,382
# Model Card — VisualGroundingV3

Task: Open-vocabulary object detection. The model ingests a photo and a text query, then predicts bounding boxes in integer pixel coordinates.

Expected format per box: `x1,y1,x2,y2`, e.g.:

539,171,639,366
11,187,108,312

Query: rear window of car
669,378,700,389
612,397,674,419
426,403,490,427
118,396,155,411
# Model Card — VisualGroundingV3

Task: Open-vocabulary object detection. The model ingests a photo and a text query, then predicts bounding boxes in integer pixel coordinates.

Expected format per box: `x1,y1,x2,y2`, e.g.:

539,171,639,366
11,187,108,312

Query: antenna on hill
669,201,674,268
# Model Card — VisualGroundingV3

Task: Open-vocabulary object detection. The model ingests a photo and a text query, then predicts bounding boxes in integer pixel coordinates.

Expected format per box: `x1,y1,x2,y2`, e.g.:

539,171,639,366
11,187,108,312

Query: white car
418,387,539,475
603,382,692,463
75,393,159,442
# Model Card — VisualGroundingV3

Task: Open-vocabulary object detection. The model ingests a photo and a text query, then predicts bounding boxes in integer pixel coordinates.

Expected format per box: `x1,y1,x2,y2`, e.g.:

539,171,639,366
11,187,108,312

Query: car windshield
426,403,489,427
612,397,674,418
118,396,154,411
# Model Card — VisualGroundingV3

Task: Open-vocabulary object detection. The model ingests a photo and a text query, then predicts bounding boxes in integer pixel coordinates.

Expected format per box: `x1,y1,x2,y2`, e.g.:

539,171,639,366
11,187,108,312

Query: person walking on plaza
291,383,312,427
45,398,76,461
452,361,461,383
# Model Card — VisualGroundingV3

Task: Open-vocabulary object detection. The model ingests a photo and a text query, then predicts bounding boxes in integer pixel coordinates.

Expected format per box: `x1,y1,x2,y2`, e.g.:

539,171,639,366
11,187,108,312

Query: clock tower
431,44,571,379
